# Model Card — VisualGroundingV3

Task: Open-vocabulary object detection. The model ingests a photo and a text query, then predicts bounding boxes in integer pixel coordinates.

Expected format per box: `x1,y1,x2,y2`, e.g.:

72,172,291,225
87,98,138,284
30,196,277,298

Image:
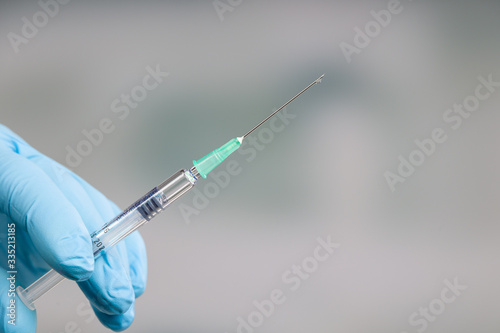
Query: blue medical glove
0,124,147,332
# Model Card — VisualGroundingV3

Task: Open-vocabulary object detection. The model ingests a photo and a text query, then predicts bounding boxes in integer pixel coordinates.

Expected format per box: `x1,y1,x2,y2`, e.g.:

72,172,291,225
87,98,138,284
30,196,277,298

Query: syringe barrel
17,168,199,310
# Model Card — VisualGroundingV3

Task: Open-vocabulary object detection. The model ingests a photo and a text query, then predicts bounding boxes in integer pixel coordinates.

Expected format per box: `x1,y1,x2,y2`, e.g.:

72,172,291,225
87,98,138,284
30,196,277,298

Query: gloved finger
26,156,136,316
0,124,31,149
0,151,93,281
122,231,147,297
0,268,37,333
77,245,134,316
92,301,135,332
108,204,147,298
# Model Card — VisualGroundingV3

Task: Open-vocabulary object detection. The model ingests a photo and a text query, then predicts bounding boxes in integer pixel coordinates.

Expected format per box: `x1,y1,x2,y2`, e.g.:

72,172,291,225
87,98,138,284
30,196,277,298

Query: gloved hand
0,124,147,332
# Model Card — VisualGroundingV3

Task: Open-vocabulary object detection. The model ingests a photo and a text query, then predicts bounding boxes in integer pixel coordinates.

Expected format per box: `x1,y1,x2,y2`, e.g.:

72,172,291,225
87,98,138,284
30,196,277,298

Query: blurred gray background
1,0,500,332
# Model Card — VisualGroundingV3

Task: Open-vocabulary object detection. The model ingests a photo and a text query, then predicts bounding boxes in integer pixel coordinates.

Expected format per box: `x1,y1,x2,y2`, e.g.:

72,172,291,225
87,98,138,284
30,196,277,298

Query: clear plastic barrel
17,168,200,310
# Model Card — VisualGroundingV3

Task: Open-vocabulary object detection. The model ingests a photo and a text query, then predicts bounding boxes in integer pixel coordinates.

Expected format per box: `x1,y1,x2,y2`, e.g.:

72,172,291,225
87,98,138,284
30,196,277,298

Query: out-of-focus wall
1,1,500,332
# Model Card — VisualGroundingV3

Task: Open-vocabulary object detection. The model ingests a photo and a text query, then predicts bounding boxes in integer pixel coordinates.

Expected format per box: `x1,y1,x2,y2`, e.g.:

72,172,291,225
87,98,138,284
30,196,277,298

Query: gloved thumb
0,150,93,281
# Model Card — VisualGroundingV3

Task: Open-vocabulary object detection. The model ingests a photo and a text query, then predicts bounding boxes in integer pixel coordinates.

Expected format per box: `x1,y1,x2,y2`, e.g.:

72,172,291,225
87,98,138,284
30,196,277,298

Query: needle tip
315,74,325,84
241,74,324,139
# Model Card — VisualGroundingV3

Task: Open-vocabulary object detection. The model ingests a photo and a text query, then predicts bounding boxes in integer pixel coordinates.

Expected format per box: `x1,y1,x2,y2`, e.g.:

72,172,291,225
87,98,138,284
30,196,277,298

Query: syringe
17,74,324,310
